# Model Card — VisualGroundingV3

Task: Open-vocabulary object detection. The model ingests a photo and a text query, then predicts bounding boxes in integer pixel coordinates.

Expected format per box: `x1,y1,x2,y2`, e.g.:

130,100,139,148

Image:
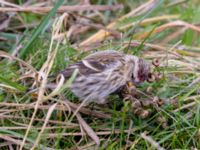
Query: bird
60,50,150,104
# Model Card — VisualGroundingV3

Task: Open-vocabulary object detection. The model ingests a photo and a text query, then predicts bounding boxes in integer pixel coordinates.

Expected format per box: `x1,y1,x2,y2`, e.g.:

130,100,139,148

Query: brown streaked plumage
60,50,150,104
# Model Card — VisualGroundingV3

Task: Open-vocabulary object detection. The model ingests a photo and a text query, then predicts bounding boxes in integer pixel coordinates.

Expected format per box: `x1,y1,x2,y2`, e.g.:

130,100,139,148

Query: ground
0,0,200,149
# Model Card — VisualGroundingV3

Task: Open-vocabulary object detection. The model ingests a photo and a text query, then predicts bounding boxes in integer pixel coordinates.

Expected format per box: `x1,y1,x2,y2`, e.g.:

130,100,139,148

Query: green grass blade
0,75,27,92
19,0,64,58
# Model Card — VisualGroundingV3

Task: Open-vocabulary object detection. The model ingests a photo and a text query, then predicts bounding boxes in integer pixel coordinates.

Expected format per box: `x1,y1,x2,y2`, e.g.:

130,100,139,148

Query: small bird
60,50,150,104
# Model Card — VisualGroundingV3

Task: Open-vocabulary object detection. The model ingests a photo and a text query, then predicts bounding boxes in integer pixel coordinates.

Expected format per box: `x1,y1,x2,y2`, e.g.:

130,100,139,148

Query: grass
1,0,200,149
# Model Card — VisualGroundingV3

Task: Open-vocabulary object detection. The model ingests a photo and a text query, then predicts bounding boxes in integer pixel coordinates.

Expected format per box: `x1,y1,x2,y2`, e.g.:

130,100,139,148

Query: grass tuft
0,0,200,149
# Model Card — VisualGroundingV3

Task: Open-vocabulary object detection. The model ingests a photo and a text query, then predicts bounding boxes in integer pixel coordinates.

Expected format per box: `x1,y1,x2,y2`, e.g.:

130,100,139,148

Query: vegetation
0,0,200,149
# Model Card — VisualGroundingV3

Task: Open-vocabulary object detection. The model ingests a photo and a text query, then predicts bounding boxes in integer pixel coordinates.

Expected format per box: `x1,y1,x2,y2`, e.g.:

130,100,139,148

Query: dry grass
0,0,200,149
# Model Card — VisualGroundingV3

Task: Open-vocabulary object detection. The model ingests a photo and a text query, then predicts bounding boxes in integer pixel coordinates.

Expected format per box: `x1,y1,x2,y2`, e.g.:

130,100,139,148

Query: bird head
132,57,150,84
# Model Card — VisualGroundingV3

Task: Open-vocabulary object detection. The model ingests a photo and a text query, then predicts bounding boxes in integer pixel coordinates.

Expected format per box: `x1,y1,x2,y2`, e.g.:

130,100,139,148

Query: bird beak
127,81,134,87
128,81,140,88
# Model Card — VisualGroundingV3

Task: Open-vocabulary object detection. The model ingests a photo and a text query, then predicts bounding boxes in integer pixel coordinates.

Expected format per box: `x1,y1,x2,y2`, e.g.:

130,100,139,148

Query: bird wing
60,50,124,78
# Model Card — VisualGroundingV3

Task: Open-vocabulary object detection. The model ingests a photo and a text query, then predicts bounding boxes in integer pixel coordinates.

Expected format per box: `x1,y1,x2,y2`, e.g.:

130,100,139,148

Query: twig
120,14,179,30
77,21,121,37
0,51,37,73
79,0,157,47
173,101,196,112
188,77,200,88
0,0,21,8
0,4,123,13
76,112,100,146
141,132,165,150
136,20,200,40
0,13,15,31
0,102,111,119
45,128,138,138
0,125,75,130
31,103,57,149
19,12,64,150
0,134,26,147
0,114,77,126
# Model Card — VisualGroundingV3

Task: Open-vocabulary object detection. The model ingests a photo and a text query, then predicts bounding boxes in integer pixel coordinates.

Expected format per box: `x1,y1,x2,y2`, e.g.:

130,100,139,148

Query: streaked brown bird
60,50,150,104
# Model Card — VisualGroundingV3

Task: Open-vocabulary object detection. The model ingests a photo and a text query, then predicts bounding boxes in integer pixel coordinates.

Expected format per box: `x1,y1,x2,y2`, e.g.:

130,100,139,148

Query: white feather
82,60,100,72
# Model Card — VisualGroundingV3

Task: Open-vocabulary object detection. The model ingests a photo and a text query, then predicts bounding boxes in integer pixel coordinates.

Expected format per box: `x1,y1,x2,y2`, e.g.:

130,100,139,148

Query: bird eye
131,74,134,79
